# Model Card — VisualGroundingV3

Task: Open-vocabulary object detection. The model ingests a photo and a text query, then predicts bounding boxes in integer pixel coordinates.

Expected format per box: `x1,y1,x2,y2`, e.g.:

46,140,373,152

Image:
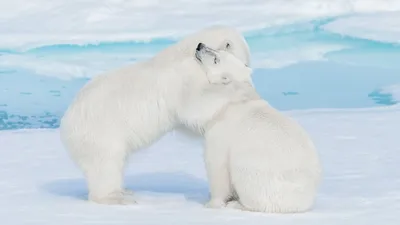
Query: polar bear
59,27,252,205
179,43,322,213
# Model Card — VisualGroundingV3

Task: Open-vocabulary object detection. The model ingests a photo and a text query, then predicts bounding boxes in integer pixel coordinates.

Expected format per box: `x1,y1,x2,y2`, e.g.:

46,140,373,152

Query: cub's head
195,42,253,86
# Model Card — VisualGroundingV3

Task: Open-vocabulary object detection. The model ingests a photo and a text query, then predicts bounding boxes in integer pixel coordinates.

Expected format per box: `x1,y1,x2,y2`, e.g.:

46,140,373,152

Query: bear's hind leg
78,143,135,205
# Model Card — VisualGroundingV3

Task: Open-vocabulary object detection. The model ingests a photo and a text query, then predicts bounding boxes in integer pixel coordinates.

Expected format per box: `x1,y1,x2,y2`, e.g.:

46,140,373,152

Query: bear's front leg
204,139,232,209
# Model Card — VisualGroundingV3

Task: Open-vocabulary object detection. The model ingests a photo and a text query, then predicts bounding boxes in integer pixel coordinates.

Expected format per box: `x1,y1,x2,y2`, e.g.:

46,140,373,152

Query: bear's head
195,42,253,86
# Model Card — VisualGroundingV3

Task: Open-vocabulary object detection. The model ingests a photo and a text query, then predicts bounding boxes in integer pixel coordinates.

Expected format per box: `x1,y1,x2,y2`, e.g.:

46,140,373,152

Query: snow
1,106,400,224
0,52,133,80
252,44,347,69
1,0,400,50
323,12,400,44
1,0,399,81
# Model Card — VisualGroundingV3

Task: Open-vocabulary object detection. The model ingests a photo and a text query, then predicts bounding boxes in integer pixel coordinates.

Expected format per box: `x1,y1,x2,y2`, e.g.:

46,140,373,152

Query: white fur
179,65,322,213
59,28,252,205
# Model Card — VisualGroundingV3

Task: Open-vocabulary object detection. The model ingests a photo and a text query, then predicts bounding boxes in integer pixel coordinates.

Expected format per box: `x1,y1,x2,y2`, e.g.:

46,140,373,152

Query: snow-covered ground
323,12,400,44
1,105,400,224
1,0,400,224
1,0,400,50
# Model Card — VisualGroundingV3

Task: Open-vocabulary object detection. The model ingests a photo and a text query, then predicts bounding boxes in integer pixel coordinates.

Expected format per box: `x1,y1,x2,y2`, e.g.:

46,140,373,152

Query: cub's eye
214,57,219,64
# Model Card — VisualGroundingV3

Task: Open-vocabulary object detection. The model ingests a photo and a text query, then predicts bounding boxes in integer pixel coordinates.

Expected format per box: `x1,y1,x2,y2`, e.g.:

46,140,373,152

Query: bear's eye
214,57,219,64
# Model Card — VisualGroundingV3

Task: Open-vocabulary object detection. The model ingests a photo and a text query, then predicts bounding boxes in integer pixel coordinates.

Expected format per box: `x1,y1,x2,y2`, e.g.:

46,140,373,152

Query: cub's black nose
196,42,205,51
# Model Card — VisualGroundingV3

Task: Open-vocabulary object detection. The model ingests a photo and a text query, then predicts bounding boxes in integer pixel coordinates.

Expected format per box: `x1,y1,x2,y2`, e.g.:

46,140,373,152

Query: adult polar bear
59,26,252,205
179,43,322,213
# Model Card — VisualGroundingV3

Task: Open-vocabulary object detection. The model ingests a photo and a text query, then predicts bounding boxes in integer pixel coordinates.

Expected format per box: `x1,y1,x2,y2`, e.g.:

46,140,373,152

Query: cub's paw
205,199,227,209
90,190,137,205
121,189,135,197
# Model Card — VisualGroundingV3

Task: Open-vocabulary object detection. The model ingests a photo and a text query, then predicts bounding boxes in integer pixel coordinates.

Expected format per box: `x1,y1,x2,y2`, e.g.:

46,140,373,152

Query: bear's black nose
196,42,205,51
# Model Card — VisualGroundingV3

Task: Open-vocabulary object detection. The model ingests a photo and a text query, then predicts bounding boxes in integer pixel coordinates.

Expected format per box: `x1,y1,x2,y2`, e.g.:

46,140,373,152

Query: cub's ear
218,40,233,52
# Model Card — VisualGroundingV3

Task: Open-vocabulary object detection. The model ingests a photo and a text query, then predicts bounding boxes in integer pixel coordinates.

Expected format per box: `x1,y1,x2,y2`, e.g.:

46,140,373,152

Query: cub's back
208,100,319,170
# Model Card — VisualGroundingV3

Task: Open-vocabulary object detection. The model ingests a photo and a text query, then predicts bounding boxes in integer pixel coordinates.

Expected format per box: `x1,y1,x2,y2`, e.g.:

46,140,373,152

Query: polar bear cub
59,28,252,205
179,43,322,213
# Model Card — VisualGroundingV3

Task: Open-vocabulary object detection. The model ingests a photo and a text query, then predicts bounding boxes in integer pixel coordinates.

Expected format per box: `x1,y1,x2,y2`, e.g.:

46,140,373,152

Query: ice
1,106,400,224
0,44,348,79
1,0,400,50
323,12,400,44
0,52,136,80
252,44,347,69
1,0,400,81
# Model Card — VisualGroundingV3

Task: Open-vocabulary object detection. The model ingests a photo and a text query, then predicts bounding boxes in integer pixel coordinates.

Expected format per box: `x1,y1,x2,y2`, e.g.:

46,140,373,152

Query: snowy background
0,0,399,224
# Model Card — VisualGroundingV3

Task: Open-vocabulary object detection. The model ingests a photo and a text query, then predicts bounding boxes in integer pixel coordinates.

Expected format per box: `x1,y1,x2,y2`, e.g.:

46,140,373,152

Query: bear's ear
218,40,233,52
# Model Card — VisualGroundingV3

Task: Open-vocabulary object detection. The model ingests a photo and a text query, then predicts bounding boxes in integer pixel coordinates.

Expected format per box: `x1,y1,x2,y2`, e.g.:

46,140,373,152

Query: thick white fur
59,28,252,205
179,58,322,213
